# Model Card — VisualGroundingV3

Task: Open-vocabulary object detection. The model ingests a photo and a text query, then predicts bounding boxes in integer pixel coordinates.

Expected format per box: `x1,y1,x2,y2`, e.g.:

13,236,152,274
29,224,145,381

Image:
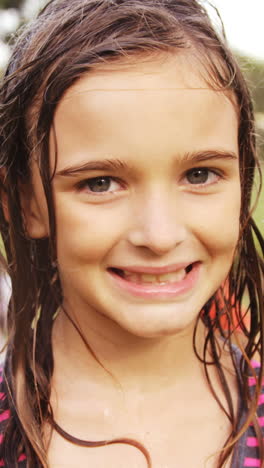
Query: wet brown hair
0,0,263,466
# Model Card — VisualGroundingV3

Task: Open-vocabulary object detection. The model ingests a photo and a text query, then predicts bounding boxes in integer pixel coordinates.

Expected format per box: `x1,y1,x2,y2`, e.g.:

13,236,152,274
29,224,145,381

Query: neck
52,304,206,393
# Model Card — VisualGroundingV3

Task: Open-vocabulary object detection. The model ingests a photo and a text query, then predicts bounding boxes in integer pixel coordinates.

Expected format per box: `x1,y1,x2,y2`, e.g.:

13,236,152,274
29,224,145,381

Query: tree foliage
0,0,23,8
236,55,264,160
237,54,264,114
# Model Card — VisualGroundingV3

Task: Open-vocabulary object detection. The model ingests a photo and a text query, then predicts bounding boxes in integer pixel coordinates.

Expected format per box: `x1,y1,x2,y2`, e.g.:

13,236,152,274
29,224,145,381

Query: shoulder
233,360,264,467
0,364,27,467
249,360,264,419
0,364,10,432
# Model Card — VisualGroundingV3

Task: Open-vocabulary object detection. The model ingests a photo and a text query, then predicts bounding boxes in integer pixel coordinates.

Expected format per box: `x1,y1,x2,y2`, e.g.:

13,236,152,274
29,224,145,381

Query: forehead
60,51,236,97
65,52,209,90
51,53,238,168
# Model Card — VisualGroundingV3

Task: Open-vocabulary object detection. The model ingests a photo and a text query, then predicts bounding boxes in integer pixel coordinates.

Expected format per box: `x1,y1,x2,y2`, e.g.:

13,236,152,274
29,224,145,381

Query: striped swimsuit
0,361,263,467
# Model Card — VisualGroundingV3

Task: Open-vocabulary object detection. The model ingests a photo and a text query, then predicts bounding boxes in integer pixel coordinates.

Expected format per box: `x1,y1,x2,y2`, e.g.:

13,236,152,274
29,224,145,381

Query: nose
127,190,188,256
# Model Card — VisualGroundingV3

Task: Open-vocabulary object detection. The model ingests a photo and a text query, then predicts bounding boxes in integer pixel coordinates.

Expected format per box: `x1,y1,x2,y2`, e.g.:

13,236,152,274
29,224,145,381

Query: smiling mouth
108,264,194,285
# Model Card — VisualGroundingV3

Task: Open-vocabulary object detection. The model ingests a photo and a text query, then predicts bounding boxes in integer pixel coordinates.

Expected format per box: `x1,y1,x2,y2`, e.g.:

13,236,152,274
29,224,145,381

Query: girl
0,0,263,467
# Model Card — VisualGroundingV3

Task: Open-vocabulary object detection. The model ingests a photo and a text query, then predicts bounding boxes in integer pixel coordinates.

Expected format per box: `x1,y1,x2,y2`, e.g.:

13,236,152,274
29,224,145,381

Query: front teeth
123,269,186,284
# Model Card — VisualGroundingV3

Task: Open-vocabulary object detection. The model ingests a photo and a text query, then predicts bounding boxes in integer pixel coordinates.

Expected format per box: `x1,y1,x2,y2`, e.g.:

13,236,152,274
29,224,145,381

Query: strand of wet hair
52,419,152,468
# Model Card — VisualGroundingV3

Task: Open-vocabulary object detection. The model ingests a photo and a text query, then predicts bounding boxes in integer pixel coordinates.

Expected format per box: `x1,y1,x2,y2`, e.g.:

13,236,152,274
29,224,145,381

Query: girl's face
28,54,241,338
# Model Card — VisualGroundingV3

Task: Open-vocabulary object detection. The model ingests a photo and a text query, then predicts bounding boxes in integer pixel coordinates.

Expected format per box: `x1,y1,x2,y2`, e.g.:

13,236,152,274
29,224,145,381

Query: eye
184,168,219,185
77,176,122,193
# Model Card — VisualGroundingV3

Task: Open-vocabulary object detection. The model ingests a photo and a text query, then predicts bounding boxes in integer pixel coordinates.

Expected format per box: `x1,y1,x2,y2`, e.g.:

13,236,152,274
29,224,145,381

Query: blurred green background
237,55,264,235
0,0,263,236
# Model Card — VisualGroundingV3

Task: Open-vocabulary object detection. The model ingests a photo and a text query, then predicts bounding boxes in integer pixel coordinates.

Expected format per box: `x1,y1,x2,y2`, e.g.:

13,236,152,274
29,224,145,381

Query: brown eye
186,168,210,184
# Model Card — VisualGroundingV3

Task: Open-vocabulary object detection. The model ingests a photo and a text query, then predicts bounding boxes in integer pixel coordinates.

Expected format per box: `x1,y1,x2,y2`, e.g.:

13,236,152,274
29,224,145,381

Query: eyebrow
55,158,130,177
55,150,238,178
181,150,238,163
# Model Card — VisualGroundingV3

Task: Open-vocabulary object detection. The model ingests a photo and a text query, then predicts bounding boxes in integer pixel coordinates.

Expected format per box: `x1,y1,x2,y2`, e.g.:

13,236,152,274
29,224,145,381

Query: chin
113,306,200,340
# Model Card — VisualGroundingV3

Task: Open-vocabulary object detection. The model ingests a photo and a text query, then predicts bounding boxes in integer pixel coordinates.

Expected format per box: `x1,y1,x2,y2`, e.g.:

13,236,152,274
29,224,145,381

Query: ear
20,179,50,239
0,167,49,239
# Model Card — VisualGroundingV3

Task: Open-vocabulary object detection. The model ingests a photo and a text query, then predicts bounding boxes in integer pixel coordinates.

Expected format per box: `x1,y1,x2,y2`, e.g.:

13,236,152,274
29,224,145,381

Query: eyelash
76,168,223,196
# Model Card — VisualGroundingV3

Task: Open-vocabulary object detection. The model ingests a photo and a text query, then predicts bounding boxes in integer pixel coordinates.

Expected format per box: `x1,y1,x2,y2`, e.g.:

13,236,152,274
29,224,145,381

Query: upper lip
109,262,197,275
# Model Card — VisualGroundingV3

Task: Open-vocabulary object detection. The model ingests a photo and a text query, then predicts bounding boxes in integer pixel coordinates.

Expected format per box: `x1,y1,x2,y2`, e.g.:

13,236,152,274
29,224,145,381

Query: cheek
187,191,241,256
55,203,126,266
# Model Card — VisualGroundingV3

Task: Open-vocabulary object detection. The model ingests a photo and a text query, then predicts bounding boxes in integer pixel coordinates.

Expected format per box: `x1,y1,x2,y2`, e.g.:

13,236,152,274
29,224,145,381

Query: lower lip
107,263,201,299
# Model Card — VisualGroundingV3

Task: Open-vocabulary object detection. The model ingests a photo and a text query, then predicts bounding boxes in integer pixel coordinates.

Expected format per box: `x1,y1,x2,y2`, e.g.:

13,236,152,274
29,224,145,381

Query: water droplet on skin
103,408,110,417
